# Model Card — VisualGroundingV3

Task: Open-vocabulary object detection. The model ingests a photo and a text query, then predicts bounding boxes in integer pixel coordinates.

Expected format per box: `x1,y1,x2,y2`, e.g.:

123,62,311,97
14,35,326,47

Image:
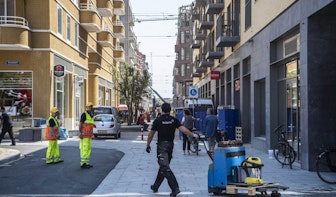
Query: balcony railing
79,2,102,32
0,16,29,26
0,16,30,50
113,0,125,15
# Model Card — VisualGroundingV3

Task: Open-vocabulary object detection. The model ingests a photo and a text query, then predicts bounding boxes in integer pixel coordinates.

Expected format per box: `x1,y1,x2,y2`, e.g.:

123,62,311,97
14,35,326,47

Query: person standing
181,109,198,155
146,103,196,197
205,108,218,154
0,106,16,146
45,107,63,164
79,102,95,169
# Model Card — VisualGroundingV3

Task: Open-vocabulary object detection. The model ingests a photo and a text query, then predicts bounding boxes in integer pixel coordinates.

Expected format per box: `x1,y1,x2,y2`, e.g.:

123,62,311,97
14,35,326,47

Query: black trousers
0,126,15,145
152,141,179,192
182,133,191,151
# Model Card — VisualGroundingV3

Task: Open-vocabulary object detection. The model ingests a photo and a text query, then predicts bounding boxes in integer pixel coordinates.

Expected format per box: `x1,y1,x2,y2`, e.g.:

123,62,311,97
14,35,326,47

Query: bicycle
316,147,336,184
273,124,296,169
189,129,201,155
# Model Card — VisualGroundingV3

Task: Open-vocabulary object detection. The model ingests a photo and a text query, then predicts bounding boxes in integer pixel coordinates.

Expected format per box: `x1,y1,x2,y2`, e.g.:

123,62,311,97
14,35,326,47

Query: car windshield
94,115,114,122
93,107,112,115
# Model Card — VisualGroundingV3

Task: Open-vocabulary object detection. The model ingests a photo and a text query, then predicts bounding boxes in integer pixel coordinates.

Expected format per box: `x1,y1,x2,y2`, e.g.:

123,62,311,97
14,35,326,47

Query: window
245,0,251,30
66,14,71,41
181,48,185,60
57,4,62,35
181,31,185,44
0,0,15,16
181,64,185,77
74,22,79,47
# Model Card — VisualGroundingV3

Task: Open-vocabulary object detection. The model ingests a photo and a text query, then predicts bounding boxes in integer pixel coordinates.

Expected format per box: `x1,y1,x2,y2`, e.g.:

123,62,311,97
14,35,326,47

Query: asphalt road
0,140,124,195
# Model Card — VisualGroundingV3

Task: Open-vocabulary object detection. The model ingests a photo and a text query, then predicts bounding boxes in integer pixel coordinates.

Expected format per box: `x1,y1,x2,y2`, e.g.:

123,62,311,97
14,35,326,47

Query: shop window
0,71,32,124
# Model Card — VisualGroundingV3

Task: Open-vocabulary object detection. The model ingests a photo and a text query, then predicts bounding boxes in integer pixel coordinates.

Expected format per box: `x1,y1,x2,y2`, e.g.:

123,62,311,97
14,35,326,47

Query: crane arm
149,87,167,103
134,17,178,23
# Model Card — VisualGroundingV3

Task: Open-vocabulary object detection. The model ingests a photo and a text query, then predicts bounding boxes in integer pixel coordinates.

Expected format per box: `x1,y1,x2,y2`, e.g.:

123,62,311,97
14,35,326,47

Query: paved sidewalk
1,136,336,196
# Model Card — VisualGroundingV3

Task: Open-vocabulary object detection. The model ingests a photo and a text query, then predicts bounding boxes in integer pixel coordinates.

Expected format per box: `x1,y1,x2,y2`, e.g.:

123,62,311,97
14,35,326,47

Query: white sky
130,0,193,98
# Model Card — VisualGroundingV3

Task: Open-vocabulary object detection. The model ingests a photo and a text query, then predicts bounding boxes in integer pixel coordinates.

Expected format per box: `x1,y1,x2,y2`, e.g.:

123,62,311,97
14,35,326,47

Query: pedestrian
146,103,197,197
0,106,16,146
79,102,95,169
137,113,148,131
45,107,63,164
181,108,199,155
205,108,218,154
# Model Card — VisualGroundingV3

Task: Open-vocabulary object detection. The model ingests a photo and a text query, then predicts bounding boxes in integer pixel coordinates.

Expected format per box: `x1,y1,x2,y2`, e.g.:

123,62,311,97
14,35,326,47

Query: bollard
141,126,144,140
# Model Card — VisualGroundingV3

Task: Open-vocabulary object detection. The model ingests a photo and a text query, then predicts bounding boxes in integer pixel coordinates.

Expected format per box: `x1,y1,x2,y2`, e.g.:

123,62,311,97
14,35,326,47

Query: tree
112,62,151,125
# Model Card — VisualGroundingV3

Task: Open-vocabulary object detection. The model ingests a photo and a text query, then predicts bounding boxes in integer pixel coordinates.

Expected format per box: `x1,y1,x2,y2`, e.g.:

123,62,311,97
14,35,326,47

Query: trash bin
19,128,42,142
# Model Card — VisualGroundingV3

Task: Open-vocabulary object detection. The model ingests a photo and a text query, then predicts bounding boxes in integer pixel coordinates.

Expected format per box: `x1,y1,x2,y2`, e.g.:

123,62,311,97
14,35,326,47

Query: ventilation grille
283,35,300,57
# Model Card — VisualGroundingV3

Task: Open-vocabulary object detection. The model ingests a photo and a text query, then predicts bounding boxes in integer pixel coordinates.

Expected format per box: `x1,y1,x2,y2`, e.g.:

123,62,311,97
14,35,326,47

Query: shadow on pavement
0,146,124,195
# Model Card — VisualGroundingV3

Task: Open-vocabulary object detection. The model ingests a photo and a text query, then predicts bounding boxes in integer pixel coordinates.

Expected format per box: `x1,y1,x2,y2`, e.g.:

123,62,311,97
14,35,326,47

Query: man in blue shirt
205,108,218,154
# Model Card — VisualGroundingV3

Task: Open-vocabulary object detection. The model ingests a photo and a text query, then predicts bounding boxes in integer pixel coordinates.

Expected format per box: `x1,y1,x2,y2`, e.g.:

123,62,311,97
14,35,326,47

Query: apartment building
173,4,194,108
0,0,126,130
188,0,336,170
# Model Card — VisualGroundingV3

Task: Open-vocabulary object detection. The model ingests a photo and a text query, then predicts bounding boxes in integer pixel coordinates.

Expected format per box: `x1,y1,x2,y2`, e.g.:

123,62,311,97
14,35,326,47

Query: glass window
245,0,251,30
66,15,71,41
0,0,15,16
0,72,33,125
181,48,185,60
98,86,104,105
181,31,185,44
57,4,62,35
74,22,78,47
181,64,185,77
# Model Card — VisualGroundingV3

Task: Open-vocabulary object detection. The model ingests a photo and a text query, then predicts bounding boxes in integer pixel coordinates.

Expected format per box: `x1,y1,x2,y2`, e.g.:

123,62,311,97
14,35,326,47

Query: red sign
210,70,220,80
54,64,65,77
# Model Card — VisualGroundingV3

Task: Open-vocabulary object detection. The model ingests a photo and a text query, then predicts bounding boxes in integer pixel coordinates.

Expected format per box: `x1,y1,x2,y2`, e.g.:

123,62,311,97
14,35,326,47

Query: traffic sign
189,86,198,98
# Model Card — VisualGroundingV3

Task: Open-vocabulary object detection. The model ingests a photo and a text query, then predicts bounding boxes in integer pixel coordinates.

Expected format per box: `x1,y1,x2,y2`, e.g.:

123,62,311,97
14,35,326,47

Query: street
1,130,336,196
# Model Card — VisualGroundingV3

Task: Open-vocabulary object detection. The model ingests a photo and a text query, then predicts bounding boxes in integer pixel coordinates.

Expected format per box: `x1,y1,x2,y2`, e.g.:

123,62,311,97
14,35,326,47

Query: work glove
146,146,151,153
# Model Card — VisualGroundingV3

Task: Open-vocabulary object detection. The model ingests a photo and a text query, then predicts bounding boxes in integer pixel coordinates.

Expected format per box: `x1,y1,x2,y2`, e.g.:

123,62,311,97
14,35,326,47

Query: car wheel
94,134,98,138
118,132,121,138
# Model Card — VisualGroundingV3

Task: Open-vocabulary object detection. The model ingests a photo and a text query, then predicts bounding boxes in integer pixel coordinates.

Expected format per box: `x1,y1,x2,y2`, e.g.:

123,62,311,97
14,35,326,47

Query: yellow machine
242,157,264,184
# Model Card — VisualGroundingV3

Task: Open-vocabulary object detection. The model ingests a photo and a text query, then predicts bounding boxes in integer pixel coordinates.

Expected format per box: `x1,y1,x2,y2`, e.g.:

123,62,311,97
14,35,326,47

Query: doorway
285,60,301,161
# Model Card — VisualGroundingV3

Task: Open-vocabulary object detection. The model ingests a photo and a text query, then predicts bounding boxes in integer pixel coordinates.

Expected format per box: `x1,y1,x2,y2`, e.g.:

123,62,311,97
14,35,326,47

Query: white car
93,114,121,139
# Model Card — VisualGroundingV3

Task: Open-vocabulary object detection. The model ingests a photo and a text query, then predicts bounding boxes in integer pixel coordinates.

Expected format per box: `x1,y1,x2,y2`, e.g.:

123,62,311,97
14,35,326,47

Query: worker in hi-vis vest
79,102,95,169
45,107,63,164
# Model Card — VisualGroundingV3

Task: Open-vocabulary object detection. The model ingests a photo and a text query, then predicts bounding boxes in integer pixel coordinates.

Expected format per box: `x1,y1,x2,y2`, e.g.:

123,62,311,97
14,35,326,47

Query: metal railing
0,16,29,27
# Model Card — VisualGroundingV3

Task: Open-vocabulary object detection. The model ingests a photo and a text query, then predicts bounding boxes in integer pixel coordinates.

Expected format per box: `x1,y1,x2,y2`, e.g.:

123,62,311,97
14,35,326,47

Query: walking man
0,106,16,146
45,107,63,164
146,103,196,197
205,108,218,154
79,102,95,169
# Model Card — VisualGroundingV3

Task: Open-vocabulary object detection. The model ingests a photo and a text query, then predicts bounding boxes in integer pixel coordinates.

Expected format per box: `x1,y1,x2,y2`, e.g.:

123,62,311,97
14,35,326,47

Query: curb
0,148,21,165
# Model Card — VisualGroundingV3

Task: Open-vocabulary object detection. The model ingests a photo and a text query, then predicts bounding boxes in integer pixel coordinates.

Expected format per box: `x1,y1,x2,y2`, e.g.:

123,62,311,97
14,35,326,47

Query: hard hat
50,107,58,113
86,102,93,107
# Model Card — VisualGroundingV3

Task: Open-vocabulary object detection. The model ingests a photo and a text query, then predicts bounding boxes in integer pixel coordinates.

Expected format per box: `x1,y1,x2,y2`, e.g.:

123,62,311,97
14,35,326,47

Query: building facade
0,0,126,130
173,4,194,108
185,0,336,170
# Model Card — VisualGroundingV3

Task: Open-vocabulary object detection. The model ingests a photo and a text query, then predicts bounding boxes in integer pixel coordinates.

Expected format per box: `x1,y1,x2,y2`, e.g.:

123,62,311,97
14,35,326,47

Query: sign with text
210,70,220,80
54,64,65,77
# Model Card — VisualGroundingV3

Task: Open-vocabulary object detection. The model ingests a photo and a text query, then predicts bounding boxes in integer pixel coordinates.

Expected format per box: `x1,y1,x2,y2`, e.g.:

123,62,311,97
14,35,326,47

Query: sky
130,0,193,99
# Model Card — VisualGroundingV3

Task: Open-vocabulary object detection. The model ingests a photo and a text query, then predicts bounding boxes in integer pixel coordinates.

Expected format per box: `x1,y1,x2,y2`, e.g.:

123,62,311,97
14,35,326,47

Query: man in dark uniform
0,106,15,146
146,103,196,197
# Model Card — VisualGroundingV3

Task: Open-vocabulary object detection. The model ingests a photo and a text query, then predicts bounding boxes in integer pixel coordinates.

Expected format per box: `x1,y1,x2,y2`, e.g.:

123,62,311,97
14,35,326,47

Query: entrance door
286,60,300,161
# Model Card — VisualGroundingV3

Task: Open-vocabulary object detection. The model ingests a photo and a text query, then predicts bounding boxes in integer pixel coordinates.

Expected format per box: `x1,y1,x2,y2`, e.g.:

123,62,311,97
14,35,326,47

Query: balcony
80,2,102,32
113,0,125,15
97,27,113,47
113,20,125,38
191,40,201,49
205,51,224,59
216,34,240,47
97,0,113,16
191,8,200,21
113,45,125,61
199,60,214,67
88,52,102,67
195,30,206,40
192,73,202,78
194,0,207,7
199,20,214,30
0,16,30,50
205,0,224,15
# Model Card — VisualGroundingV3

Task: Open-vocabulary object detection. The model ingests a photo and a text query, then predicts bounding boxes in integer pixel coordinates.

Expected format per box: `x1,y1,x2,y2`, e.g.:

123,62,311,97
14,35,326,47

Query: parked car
93,114,121,138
